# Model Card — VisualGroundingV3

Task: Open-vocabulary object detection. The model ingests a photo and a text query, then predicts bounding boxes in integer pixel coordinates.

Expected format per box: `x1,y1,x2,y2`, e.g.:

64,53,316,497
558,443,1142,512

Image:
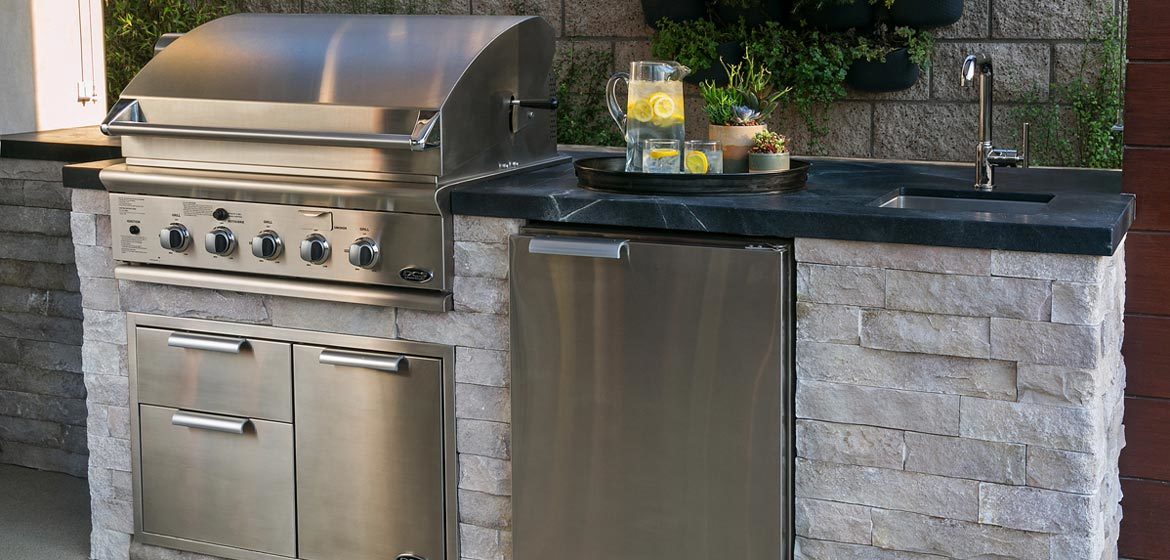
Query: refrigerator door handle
528,236,629,259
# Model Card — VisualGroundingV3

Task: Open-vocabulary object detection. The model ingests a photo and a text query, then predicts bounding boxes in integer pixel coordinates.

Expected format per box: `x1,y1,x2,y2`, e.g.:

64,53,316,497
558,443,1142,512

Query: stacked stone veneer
793,238,1126,560
0,158,87,476
72,188,519,560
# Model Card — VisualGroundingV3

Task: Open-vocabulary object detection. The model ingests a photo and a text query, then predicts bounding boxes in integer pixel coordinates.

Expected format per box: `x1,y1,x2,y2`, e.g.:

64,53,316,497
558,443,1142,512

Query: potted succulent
846,25,934,92
793,0,875,31
641,0,708,28
701,54,789,173
887,0,963,28
714,0,791,27
749,130,791,172
651,19,745,85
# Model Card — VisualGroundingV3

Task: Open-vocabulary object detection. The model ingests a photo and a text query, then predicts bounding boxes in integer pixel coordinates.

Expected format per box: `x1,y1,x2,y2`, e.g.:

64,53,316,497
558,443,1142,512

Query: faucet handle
1020,122,1031,169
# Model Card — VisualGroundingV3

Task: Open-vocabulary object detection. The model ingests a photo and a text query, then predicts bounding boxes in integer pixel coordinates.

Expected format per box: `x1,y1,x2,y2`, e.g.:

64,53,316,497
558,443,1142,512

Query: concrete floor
0,464,90,560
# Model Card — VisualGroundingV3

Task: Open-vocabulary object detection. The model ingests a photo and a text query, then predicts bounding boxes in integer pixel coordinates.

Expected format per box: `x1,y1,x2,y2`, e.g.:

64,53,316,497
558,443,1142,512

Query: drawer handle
167,332,247,354
528,236,629,259
171,410,250,434
319,349,404,373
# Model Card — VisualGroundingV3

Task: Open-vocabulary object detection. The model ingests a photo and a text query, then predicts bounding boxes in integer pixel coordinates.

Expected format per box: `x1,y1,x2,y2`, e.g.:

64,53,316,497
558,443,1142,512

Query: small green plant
650,18,741,77
751,130,789,153
554,47,624,147
104,0,240,104
699,54,790,126
746,23,853,141
852,25,935,67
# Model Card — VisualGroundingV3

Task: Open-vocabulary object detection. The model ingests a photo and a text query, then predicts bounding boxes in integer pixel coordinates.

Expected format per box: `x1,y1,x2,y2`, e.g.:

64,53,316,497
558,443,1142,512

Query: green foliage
751,130,788,153
1008,19,1124,169
104,0,240,104
746,23,853,141
650,18,741,76
700,54,789,125
852,25,934,67
554,48,624,147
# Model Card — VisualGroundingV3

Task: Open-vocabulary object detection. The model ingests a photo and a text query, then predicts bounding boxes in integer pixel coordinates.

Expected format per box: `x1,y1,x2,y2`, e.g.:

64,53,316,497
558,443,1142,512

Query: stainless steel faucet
961,53,1030,191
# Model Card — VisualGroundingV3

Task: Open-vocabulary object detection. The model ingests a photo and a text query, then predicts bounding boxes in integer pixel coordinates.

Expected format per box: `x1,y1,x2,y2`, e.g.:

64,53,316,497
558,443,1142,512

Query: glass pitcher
606,61,690,172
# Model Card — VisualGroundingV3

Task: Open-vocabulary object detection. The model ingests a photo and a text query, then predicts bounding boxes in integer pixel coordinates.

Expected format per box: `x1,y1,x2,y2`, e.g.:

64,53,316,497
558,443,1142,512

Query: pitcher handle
606,72,629,136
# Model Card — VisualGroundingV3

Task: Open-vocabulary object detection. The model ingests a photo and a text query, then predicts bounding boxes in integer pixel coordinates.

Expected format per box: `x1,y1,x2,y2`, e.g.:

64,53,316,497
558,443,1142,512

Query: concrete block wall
71,189,518,560
234,0,1118,161
0,158,87,477
793,237,1127,559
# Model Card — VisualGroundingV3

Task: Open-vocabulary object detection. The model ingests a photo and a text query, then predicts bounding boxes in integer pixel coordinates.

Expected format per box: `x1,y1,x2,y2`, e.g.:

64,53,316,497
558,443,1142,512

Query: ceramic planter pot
683,42,745,86
846,48,921,92
714,0,791,27
803,0,873,31
709,124,767,173
749,152,791,173
888,0,963,28
642,0,708,27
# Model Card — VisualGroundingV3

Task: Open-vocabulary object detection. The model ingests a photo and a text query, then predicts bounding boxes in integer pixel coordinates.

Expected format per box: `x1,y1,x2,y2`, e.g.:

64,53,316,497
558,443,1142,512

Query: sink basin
875,188,1054,214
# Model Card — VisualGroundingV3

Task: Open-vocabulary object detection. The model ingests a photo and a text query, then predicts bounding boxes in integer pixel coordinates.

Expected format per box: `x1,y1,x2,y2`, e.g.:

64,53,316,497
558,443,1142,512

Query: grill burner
99,14,567,310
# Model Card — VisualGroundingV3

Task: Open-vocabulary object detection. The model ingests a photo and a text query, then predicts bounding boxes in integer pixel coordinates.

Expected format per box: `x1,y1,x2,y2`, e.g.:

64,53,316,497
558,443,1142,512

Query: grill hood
101,14,561,182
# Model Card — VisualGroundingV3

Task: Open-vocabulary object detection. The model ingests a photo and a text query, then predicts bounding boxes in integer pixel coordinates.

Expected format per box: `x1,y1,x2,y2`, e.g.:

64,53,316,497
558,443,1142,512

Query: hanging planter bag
803,0,873,31
714,0,791,27
684,42,746,85
846,48,921,92
642,0,709,28
888,0,963,28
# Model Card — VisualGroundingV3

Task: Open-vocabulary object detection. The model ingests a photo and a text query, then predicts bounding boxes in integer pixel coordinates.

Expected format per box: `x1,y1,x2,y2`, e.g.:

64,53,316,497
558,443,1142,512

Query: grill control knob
251,231,283,260
300,233,330,264
204,227,237,256
159,224,191,252
348,238,381,269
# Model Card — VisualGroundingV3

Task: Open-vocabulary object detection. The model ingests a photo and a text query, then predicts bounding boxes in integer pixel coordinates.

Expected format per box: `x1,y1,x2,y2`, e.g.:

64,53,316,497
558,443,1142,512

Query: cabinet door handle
319,349,404,372
528,236,629,259
167,332,247,354
171,410,249,434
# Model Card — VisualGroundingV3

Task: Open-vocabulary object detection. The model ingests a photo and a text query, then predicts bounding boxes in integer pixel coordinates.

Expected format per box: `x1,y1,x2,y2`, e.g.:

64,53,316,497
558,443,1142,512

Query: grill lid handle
100,99,439,152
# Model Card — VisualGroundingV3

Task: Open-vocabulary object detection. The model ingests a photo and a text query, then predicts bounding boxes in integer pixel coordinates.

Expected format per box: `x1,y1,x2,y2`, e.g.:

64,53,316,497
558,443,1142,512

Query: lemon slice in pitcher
629,99,654,123
649,92,677,120
684,150,709,174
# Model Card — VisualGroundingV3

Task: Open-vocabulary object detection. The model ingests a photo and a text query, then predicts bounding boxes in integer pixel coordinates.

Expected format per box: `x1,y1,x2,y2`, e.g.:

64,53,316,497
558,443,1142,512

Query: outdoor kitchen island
2,132,1133,560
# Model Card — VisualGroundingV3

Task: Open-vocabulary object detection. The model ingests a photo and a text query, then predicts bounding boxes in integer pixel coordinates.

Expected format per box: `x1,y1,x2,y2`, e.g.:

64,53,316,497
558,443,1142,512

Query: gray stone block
459,454,512,496
564,0,650,37
83,341,129,377
0,232,75,264
72,188,110,215
112,469,133,502
1052,281,1107,325
795,498,873,545
0,414,63,447
795,537,948,560
0,259,79,291
797,379,960,435
796,303,860,344
870,508,1051,559
0,390,86,425
85,374,129,407
74,245,114,279
266,296,394,338
796,458,979,521
0,439,86,476
960,397,1098,452
399,309,508,350
875,103,980,163
861,309,990,359
0,159,64,181
935,0,990,39
797,341,1016,400
795,238,991,276
92,527,132,560
456,383,511,423
456,347,510,387
0,312,82,344
992,0,1113,39
1027,446,1101,494
1017,364,1102,407
770,102,874,158
796,419,905,470
884,269,1051,321
458,489,512,530
457,419,511,459
454,276,509,316
1050,532,1107,560
455,241,509,279
979,483,1094,533
88,433,132,471
992,250,1106,283
92,496,134,533
107,406,131,440
796,263,884,307
70,212,97,245
81,278,122,311
119,283,270,325
460,522,505,560
932,42,1052,102
18,338,83,372
904,432,1026,485
84,309,127,345
454,216,521,244
0,365,85,399
45,289,82,319
991,318,1101,368
0,205,71,236
129,540,230,560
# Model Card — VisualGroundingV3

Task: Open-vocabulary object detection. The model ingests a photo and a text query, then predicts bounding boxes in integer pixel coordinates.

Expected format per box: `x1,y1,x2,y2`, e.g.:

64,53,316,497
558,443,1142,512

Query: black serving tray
575,156,810,195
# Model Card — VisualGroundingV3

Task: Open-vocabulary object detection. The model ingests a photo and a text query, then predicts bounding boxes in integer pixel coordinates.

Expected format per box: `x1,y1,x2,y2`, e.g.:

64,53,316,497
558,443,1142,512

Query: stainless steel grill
100,14,566,310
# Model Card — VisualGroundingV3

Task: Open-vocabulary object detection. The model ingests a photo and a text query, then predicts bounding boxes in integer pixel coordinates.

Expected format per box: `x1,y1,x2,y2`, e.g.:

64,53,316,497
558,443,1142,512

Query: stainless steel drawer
293,344,446,560
136,327,293,422
138,404,296,558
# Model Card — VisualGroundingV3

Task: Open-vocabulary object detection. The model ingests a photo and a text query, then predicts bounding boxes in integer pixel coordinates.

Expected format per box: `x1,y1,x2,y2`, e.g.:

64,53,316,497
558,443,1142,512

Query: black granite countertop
0,126,121,163
452,151,1132,256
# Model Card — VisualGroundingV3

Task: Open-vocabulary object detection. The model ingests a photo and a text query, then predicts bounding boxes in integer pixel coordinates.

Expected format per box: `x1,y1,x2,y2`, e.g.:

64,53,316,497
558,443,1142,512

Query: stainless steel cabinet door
138,404,296,557
293,345,447,560
511,232,791,560
136,327,293,422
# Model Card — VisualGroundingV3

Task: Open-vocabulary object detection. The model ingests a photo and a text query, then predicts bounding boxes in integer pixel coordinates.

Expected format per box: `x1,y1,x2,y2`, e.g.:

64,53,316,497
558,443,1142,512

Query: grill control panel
110,194,445,290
